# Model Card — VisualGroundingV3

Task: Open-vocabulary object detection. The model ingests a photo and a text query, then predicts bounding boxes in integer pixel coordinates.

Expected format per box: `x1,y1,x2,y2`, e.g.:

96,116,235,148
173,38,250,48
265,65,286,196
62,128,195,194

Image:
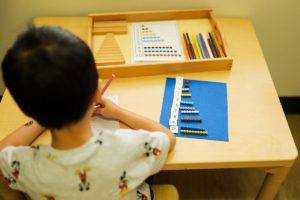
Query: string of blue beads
180,101,193,105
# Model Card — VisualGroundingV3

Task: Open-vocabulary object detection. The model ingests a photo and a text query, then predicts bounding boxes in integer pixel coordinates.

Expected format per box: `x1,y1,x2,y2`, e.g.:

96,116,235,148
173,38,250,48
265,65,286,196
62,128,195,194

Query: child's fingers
93,109,100,115
98,97,114,108
93,107,105,116
95,97,107,108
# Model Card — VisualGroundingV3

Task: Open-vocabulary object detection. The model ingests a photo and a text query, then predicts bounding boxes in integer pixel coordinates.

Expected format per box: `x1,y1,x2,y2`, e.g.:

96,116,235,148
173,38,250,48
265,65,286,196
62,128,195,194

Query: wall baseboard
279,97,300,114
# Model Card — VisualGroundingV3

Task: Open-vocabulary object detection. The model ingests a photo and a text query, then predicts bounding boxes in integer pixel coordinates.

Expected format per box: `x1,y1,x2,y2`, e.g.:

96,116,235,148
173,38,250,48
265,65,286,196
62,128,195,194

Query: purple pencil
208,32,220,57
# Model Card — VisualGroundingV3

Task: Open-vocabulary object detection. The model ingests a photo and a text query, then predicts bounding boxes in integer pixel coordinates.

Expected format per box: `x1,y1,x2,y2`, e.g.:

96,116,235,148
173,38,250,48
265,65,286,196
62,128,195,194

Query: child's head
2,26,98,129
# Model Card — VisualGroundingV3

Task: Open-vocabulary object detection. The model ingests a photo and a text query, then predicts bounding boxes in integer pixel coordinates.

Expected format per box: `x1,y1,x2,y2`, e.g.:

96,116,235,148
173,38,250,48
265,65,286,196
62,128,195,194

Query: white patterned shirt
0,129,170,200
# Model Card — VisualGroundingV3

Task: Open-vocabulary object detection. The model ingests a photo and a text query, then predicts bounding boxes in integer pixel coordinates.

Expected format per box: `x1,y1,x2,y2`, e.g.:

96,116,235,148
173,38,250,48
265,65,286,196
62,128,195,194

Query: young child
0,26,176,200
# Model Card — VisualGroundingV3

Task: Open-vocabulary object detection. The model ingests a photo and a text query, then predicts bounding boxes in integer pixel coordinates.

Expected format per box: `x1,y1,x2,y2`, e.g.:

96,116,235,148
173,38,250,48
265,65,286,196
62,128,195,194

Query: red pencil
182,33,192,59
101,74,115,96
94,74,115,108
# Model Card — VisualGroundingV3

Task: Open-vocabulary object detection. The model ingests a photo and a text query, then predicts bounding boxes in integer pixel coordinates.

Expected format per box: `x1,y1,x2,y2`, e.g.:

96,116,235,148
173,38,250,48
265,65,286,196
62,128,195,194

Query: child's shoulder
0,145,38,154
0,145,46,162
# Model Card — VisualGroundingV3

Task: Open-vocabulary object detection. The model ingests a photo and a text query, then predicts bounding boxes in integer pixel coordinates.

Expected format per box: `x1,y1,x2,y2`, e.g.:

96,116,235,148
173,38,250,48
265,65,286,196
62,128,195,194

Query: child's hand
94,98,122,120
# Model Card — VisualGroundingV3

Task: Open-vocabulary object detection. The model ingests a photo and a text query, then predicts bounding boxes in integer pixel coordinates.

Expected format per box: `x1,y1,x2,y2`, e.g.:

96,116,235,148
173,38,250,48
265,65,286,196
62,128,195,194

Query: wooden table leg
256,166,291,200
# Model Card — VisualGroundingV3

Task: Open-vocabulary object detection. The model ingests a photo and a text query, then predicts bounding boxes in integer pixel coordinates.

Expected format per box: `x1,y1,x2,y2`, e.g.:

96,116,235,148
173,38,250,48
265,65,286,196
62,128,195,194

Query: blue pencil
196,34,206,59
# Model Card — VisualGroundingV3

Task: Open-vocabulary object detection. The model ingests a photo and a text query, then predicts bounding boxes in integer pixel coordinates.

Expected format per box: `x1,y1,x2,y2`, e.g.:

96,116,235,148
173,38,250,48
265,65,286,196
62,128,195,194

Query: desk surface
0,17,297,170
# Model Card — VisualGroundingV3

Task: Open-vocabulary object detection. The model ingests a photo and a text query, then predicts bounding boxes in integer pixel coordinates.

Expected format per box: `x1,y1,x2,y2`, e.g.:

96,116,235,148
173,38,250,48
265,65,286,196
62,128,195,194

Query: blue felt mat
160,78,229,141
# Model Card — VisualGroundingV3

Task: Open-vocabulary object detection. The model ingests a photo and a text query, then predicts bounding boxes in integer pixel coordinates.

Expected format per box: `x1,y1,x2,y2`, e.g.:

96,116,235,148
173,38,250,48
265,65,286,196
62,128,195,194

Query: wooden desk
0,17,297,200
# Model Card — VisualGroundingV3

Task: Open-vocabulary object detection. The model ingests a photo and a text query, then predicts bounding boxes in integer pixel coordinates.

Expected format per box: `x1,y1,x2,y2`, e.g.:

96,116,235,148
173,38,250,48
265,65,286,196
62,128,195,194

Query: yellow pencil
193,34,203,59
190,35,199,59
211,32,225,57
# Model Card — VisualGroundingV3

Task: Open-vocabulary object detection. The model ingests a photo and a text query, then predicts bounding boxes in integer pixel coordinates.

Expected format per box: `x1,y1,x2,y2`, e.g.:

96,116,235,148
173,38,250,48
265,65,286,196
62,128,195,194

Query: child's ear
93,79,102,103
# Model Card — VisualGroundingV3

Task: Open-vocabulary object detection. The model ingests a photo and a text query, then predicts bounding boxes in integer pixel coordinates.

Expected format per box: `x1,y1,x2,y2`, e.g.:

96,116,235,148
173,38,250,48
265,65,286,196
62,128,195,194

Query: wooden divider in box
88,8,232,78
93,21,127,35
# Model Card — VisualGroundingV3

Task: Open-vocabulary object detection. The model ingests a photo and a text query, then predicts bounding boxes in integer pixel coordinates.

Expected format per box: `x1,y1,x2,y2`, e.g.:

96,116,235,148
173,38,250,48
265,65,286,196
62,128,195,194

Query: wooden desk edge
163,158,297,170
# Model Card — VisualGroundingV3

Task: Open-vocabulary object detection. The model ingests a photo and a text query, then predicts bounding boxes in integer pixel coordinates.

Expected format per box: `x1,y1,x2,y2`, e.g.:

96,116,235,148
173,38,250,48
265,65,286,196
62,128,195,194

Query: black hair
2,26,98,129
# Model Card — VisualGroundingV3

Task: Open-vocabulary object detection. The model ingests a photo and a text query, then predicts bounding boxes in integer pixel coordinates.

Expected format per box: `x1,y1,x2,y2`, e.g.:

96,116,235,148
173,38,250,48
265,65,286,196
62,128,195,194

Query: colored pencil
186,33,196,59
211,32,225,57
191,35,199,59
94,74,116,108
193,34,202,59
208,32,220,57
182,33,192,59
101,74,115,96
207,38,217,58
196,34,206,59
202,33,213,58
199,33,210,58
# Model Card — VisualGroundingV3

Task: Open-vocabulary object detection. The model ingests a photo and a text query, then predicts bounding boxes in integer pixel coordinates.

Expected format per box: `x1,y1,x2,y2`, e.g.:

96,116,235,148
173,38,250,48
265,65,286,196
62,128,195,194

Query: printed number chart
160,77,229,141
131,21,184,63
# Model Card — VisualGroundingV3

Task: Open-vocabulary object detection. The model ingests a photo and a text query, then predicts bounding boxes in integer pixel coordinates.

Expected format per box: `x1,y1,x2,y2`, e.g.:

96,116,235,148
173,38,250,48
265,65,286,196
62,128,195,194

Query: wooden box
88,8,233,78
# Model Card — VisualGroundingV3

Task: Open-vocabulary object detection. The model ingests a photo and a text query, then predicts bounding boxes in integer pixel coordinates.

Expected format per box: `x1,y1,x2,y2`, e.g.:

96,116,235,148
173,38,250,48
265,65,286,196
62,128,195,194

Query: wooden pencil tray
88,8,233,78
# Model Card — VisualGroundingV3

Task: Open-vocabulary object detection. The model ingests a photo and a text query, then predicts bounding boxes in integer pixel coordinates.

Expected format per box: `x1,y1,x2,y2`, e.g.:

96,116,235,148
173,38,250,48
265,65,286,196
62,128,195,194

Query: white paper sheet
91,96,119,133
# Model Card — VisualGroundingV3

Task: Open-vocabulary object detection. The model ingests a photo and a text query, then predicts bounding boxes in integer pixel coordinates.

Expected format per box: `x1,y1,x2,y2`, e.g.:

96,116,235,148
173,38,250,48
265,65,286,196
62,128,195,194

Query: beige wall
0,0,299,96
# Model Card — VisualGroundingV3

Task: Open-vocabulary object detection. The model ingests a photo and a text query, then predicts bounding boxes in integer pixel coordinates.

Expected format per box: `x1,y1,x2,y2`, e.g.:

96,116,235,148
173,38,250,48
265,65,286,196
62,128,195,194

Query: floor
153,114,300,200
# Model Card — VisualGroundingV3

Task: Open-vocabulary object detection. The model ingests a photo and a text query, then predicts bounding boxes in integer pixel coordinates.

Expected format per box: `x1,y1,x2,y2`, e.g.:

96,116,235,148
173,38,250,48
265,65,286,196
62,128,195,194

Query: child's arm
94,98,176,152
0,120,45,150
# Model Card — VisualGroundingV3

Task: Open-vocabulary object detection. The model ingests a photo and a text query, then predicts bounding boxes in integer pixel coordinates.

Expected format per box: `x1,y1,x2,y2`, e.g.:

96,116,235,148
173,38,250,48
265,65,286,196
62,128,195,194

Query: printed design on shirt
41,194,55,200
3,161,20,186
46,154,57,161
31,145,40,156
11,160,20,179
31,145,40,150
144,142,161,160
4,174,16,185
24,120,34,127
75,167,91,191
119,171,130,196
95,131,103,145
137,190,149,200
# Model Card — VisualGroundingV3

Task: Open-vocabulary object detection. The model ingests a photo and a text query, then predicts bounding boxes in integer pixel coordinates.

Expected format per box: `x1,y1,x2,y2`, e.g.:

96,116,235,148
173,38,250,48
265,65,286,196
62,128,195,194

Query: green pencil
186,33,196,59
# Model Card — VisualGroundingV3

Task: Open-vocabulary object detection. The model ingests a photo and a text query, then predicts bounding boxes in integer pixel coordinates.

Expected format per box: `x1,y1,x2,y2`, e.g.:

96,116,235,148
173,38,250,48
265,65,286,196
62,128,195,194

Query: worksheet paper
91,96,119,133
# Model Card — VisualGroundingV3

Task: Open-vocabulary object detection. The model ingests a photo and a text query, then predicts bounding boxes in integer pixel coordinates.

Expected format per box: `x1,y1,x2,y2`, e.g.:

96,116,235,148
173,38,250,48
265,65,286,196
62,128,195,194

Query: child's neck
51,108,93,150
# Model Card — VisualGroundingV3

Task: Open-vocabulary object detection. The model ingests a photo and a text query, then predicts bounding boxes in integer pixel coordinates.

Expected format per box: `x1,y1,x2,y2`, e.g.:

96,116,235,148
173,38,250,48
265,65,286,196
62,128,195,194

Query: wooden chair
152,184,179,200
